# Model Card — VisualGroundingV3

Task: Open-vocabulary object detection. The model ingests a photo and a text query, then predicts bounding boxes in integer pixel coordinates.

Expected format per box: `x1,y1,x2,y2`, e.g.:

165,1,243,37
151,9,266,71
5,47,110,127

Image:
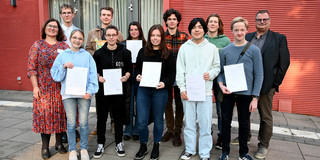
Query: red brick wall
0,0,49,91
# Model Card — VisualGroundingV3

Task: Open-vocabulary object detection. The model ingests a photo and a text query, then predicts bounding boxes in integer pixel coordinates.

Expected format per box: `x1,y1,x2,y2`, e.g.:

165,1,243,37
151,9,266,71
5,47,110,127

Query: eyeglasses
255,18,270,22
106,34,117,38
71,36,83,41
47,25,58,29
62,12,72,15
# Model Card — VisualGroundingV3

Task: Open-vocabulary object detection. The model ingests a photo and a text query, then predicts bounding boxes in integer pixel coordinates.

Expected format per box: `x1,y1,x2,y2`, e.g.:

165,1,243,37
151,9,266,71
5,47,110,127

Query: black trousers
221,94,252,157
96,94,124,145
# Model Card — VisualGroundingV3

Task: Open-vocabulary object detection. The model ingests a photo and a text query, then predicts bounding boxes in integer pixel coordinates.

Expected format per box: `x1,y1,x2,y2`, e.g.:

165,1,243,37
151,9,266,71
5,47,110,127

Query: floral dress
27,40,69,134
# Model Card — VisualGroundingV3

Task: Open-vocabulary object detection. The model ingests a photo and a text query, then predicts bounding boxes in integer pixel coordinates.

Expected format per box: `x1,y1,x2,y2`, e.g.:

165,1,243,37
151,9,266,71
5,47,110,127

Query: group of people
27,4,290,160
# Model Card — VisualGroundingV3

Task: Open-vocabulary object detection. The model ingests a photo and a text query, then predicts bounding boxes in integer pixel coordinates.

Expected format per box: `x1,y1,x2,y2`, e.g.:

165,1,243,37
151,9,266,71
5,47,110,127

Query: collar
166,29,181,37
254,30,269,40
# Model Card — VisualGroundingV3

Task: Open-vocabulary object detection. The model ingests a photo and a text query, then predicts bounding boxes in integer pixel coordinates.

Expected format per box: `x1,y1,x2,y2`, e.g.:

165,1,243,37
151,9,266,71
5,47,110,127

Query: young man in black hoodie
93,25,132,158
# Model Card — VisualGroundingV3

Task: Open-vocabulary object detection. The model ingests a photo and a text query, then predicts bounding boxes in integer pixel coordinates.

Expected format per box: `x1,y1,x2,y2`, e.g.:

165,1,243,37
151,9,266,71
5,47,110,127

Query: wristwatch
252,95,260,99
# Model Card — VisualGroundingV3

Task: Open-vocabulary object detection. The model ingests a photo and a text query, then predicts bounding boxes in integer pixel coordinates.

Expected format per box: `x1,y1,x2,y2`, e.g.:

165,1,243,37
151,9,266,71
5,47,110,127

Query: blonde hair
231,17,249,30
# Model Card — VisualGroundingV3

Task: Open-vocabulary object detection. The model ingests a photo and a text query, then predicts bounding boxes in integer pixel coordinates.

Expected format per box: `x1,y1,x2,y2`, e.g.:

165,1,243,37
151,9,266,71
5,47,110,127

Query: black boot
150,142,159,160
41,148,50,160
134,143,148,160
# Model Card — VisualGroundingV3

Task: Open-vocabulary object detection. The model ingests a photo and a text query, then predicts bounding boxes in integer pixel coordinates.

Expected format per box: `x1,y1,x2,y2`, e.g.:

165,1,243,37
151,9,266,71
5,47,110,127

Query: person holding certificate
92,25,132,158
217,17,263,160
121,21,147,141
27,18,69,160
51,29,99,160
134,24,175,160
176,18,220,160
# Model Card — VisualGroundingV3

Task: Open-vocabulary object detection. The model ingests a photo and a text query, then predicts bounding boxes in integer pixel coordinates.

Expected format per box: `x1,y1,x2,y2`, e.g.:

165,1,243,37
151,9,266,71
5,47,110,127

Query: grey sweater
217,42,263,96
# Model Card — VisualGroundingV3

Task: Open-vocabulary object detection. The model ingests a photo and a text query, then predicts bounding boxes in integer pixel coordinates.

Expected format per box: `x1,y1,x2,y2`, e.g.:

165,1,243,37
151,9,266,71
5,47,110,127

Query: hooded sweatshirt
176,39,220,96
51,48,99,100
93,42,133,95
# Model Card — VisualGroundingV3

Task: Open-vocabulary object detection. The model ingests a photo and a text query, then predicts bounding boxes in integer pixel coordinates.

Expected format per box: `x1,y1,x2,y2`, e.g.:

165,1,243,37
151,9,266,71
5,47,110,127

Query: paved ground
0,90,320,160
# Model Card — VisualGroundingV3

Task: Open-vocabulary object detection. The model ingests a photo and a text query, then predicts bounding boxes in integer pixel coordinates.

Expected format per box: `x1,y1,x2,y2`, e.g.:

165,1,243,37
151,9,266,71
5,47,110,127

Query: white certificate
224,63,248,92
65,67,88,95
186,75,206,101
103,69,123,95
126,40,142,63
139,62,162,88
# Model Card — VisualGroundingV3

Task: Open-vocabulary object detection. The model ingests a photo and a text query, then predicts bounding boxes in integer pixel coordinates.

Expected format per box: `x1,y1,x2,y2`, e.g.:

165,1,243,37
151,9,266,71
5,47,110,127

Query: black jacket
135,48,176,89
246,30,290,94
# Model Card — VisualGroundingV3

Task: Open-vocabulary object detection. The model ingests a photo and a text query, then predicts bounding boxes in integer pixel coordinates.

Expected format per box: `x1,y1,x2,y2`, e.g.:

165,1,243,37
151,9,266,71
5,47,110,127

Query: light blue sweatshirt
51,48,99,100
176,39,220,96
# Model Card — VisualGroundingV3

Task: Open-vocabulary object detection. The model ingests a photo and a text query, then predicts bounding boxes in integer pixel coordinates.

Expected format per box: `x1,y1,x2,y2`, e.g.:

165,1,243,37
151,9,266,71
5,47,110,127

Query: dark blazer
246,30,290,94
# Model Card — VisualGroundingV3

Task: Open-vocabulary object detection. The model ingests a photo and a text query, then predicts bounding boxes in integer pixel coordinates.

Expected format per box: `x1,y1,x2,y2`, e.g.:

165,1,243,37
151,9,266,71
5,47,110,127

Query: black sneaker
135,143,148,160
150,142,159,160
115,142,126,157
180,152,193,160
218,153,229,160
238,154,253,160
132,134,139,141
93,144,104,158
215,136,222,150
123,135,131,141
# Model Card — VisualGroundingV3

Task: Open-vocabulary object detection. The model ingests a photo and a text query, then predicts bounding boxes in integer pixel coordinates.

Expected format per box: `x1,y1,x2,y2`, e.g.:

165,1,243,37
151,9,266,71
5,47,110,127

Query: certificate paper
224,63,248,92
65,67,88,95
139,62,162,88
186,75,206,101
126,40,142,63
103,69,123,95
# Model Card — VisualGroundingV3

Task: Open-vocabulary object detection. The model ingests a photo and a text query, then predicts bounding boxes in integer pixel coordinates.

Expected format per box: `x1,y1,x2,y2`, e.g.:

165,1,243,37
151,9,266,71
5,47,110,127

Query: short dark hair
256,10,270,17
188,18,208,34
127,21,147,46
60,4,74,13
100,6,114,16
105,25,119,35
163,8,182,27
145,24,169,60
41,18,65,41
206,13,224,35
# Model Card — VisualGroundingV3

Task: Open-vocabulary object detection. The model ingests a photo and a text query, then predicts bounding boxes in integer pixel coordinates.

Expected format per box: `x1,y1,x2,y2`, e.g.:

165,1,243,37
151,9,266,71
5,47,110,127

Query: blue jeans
63,98,91,151
212,81,222,134
182,96,213,158
124,70,139,136
136,87,168,143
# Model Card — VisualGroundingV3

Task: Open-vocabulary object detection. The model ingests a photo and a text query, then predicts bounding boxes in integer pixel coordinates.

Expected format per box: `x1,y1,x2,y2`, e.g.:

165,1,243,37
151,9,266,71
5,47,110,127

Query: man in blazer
246,10,290,159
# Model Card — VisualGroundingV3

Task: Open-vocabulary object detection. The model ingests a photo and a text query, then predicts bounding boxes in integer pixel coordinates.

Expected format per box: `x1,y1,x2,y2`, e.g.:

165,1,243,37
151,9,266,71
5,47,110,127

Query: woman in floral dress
27,18,68,160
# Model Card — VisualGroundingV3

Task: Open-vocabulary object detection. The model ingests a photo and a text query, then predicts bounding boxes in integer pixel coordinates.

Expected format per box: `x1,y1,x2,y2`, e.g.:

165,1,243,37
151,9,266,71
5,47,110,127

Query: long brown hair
127,21,146,46
41,18,65,41
144,24,169,60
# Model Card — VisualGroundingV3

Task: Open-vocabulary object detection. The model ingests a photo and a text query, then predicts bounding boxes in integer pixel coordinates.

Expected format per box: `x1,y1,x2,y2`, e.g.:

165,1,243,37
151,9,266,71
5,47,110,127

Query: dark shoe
161,131,174,142
75,130,80,142
172,133,182,146
150,142,159,160
132,134,140,141
41,148,50,160
218,153,229,160
134,143,148,160
123,135,131,141
55,144,67,154
61,132,68,143
215,135,222,150
200,158,210,160
238,154,253,160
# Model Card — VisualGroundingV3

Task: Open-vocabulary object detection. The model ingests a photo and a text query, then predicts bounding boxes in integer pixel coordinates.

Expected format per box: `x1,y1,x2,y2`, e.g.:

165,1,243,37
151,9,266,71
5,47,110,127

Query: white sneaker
115,142,126,156
80,149,90,160
69,150,78,160
93,144,104,158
